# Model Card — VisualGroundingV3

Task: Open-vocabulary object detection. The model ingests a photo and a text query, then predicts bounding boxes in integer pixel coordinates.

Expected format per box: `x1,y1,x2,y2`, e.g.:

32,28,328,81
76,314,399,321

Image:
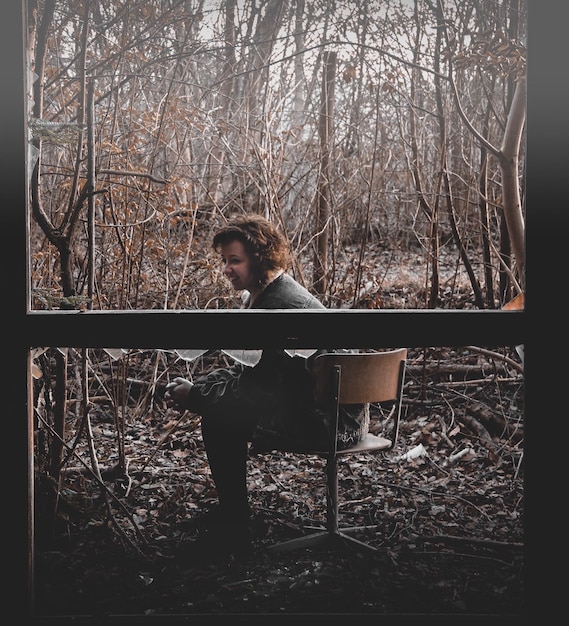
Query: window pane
27,1,526,312
31,344,524,616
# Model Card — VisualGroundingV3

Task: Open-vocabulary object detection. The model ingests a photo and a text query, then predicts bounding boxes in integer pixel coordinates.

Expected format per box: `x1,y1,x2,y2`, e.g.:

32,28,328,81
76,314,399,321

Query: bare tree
313,50,336,295
28,0,526,312
436,0,526,289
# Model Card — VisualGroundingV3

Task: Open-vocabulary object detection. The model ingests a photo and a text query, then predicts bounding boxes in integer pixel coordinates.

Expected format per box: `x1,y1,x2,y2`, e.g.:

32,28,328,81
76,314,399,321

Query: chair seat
337,433,392,455
309,434,392,456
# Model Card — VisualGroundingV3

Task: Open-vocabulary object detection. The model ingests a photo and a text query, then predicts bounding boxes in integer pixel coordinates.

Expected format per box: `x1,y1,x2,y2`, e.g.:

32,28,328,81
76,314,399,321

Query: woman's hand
164,377,194,411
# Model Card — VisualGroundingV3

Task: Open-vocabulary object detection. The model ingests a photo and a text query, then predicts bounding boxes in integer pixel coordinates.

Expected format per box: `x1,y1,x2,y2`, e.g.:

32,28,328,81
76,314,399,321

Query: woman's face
219,239,257,293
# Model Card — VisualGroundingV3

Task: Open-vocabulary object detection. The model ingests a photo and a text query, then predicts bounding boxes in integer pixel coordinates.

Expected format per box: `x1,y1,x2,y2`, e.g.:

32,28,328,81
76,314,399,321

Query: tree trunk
313,51,336,296
499,76,526,281
206,0,236,207
49,350,67,483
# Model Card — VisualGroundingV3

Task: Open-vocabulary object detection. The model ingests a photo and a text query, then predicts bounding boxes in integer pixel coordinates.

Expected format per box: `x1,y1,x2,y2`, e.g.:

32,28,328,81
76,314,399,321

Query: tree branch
98,169,169,184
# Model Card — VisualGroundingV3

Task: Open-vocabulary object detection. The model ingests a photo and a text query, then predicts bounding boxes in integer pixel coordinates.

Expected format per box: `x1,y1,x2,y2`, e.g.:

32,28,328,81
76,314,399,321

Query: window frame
5,0,534,618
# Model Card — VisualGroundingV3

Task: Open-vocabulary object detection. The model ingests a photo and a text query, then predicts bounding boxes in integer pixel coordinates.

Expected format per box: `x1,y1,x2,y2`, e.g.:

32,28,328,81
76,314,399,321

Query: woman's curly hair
212,214,292,285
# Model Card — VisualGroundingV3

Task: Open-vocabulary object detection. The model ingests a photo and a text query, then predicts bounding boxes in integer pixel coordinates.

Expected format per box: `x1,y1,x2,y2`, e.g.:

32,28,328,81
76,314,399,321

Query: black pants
200,409,259,522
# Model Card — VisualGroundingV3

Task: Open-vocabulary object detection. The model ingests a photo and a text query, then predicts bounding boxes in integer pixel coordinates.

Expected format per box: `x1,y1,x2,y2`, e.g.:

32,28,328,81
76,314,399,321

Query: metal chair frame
268,348,408,553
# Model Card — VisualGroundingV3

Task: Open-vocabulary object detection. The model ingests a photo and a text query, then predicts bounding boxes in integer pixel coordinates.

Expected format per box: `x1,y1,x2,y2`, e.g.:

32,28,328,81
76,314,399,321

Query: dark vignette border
2,0,563,623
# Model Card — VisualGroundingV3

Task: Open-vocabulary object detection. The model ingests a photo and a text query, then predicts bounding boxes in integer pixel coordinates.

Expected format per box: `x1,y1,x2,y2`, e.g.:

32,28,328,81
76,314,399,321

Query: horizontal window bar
25,309,525,349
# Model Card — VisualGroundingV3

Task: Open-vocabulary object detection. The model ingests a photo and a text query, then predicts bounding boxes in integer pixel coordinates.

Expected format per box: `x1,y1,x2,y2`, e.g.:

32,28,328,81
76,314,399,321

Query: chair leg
335,531,378,553
267,529,378,553
267,530,332,552
268,455,379,554
325,453,339,533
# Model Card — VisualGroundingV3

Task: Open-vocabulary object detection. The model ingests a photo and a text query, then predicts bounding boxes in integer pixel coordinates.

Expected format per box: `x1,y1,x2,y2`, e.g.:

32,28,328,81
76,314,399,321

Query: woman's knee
201,411,257,440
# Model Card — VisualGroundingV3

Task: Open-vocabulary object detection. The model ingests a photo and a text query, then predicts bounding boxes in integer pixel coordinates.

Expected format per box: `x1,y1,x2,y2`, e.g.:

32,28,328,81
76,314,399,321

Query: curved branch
465,345,523,375
98,169,169,184
501,76,527,158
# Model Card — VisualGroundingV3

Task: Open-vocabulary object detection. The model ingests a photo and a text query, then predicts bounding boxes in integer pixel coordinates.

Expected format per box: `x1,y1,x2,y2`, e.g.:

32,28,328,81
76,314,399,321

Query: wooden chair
268,348,408,553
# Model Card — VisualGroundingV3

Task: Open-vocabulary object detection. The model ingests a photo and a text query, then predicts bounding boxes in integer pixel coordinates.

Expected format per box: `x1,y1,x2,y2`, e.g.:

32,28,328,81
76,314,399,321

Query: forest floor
32,343,526,623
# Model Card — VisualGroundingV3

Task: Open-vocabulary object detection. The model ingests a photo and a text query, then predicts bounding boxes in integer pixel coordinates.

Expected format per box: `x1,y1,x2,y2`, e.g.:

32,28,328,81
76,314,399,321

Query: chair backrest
312,349,408,405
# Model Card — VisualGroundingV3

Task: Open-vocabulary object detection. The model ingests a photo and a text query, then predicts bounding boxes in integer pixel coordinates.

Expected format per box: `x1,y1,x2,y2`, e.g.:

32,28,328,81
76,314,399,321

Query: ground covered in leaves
32,345,525,622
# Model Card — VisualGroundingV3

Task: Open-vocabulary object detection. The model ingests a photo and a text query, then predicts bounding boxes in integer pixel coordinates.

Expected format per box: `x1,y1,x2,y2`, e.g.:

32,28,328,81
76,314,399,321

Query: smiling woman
212,214,295,306
164,213,371,561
